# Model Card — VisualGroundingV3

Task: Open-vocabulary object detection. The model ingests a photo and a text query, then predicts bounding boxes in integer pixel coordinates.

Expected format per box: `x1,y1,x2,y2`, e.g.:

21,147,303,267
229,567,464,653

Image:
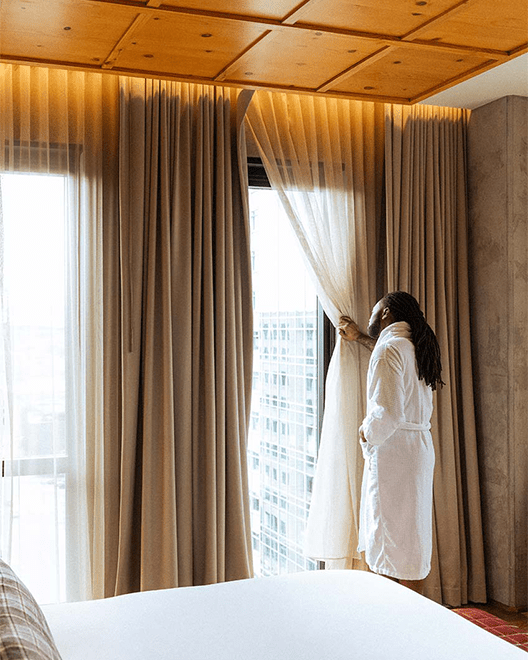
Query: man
338,291,444,590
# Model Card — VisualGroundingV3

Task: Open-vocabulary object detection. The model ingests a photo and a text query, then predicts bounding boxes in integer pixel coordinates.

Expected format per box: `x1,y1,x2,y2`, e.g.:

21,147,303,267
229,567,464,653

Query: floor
471,602,528,632
376,570,528,632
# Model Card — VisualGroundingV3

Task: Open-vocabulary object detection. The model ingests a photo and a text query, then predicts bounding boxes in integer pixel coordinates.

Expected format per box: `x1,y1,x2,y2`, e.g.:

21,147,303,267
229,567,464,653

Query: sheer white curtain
246,92,385,564
0,64,107,602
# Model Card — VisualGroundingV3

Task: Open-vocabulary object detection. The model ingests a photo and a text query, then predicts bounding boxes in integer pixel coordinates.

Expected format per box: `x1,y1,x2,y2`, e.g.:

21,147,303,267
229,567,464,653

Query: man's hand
338,316,362,342
338,316,376,352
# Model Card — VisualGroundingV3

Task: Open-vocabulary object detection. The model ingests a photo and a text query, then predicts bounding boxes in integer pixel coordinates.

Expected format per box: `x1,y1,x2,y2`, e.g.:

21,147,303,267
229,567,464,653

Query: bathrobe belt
398,421,431,432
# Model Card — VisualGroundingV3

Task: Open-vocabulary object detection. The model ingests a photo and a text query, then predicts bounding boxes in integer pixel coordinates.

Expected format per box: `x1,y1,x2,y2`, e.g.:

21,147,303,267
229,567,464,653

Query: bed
2,559,525,659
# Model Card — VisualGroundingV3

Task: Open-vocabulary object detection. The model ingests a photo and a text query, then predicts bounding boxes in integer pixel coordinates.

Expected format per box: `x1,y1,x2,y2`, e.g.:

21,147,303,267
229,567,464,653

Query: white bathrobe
357,321,435,580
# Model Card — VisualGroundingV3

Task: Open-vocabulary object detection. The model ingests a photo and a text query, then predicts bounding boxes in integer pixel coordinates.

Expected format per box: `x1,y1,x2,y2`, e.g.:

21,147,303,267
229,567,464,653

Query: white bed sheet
42,570,525,659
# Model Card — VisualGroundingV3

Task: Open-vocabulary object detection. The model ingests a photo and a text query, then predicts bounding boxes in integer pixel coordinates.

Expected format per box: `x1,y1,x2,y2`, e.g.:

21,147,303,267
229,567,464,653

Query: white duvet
42,570,525,659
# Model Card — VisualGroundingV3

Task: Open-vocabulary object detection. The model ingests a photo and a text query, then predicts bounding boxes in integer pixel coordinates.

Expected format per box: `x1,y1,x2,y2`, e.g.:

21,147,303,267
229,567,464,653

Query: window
0,173,69,603
247,186,320,577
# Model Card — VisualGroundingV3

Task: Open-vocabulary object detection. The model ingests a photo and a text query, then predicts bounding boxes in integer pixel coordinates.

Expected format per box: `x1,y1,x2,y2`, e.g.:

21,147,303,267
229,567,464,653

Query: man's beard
367,321,381,338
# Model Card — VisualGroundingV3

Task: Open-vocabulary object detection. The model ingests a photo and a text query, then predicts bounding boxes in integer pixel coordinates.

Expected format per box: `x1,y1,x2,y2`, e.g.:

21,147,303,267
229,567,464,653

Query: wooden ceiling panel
0,0,526,103
115,13,267,78
294,0,458,37
330,45,492,100
0,0,136,66
160,0,300,21
222,30,381,90
412,0,528,52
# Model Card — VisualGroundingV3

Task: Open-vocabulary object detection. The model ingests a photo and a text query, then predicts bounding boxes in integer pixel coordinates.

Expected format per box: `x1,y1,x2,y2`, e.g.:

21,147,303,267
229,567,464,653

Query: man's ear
381,307,391,320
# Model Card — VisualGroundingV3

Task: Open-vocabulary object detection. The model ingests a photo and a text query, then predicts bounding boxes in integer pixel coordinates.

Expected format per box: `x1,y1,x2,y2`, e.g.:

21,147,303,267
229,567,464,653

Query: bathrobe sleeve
361,345,406,446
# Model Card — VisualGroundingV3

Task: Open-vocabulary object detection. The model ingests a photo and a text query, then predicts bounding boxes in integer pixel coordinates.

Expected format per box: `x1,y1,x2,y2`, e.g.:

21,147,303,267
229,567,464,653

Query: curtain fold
384,103,486,606
99,79,254,597
0,64,110,602
245,91,385,563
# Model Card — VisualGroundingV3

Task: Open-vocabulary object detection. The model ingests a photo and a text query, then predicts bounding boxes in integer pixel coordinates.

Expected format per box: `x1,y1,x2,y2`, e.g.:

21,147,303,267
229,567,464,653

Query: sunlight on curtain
0,64,106,603
246,92,385,565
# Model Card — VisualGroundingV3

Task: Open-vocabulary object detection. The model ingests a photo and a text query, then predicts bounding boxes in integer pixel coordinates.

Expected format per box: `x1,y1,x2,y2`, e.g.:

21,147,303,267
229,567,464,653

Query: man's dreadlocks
383,291,445,391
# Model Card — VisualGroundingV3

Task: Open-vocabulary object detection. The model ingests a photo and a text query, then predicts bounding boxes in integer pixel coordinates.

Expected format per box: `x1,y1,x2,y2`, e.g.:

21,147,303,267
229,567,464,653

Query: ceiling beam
280,0,327,25
392,38,509,61
317,46,394,93
214,31,273,82
509,43,528,57
102,13,150,68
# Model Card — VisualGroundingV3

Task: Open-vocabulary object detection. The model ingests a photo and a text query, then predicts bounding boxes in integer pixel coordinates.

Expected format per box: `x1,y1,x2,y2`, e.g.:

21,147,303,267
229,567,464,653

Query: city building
248,189,319,577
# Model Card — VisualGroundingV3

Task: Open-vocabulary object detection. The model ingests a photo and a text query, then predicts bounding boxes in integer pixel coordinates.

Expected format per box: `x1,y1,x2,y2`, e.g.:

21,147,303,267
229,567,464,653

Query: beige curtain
98,78,254,597
245,91,385,565
385,103,486,606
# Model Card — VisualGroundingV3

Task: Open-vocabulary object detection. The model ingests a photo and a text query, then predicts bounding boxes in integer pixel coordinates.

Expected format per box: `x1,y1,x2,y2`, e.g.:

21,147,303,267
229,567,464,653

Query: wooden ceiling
0,0,526,104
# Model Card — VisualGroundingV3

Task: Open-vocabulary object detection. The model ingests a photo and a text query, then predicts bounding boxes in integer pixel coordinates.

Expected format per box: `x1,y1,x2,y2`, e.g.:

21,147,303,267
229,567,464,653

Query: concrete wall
467,95,527,609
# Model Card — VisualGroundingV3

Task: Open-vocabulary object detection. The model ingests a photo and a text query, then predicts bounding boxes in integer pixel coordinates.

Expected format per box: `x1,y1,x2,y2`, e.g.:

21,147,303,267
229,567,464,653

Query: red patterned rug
454,607,528,652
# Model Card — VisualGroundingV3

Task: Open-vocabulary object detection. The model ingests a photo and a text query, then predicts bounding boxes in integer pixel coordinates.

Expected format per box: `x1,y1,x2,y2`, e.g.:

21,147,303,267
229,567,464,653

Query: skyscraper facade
248,189,319,577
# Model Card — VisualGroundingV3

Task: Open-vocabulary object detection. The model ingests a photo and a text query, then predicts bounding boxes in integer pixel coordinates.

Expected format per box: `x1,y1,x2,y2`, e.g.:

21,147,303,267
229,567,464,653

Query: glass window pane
248,188,318,577
0,173,67,603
